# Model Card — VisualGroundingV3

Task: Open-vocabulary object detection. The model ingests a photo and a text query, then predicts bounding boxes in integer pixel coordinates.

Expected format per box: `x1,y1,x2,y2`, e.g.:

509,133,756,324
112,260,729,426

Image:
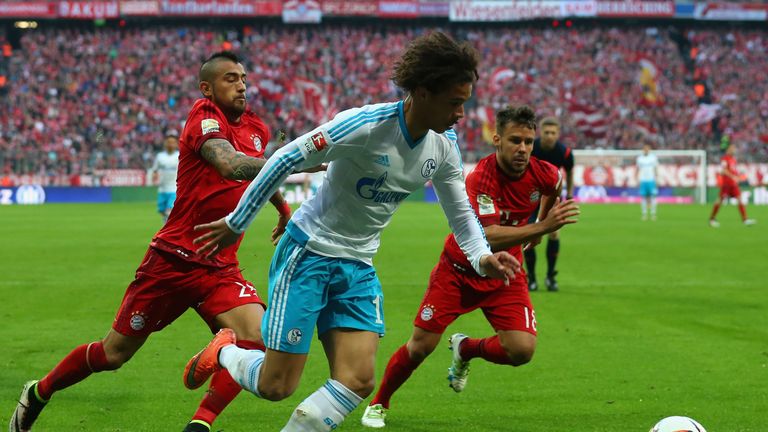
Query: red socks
710,203,721,220
191,339,264,426
37,341,113,400
370,345,422,409
738,203,748,221
460,336,515,365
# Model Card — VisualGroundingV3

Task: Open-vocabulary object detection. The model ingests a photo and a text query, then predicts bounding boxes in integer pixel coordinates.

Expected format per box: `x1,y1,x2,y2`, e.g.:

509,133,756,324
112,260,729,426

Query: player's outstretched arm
200,138,267,180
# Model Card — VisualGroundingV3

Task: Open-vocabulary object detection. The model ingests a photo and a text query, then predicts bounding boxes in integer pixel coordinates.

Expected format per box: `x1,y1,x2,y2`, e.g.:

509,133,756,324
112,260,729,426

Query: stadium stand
1,23,766,178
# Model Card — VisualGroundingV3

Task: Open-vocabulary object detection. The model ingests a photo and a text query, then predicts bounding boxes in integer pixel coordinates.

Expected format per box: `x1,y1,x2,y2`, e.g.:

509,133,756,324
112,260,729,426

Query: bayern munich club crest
420,304,435,321
129,312,148,331
286,328,303,345
529,190,541,203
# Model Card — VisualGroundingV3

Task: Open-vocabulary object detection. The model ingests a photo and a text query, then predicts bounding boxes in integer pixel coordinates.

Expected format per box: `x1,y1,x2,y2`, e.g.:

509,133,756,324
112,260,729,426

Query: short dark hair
496,106,537,134
199,51,241,82
391,32,479,94
540,116,560,129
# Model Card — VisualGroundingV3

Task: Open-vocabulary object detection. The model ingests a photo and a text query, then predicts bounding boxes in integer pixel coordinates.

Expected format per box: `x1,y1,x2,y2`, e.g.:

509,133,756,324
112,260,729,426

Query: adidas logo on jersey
374,154,390,167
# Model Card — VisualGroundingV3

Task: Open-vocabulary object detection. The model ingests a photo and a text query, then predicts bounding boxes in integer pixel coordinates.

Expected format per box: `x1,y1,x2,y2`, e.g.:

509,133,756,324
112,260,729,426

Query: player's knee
257,381,298,401
406,340,437,363
332,370,375,398
549,230,560,240
342,375,375,398
102,346,134,370
500,340,536,366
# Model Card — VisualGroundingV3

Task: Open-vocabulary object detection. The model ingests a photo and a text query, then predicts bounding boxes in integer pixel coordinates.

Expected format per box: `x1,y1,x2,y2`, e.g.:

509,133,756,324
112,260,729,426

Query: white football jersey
636,153,658,182
225,100,492,274
151,150,179,193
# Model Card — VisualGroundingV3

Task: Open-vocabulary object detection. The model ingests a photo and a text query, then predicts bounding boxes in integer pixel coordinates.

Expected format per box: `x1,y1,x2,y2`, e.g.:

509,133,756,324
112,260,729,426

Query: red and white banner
283,0,321,23
597,1,674,17
573,163,768,188
96,170,146,187
293,79,337,124
0,2,56,18
378,1,419,18
58,1,119,18
159,0,281,16
694,3,768,21
489,66,516,91
120,0,160,16
450,1,596,22
569,103,607,139
691,103,721,126
321,0,377,16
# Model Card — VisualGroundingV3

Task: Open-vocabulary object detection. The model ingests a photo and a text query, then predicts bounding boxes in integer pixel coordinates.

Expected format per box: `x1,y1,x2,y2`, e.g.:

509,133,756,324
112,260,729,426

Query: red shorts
720,182,741,199
113,247,265,337
413,254,537,336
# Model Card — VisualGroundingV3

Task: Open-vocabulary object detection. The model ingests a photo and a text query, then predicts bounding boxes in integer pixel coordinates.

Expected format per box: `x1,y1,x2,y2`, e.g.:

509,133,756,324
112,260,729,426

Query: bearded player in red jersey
361,106,580,428
709,145,756,227
10,52,292,432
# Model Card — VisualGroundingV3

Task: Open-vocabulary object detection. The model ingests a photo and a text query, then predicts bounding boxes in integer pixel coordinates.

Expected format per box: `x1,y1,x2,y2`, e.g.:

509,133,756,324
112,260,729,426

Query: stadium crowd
0,23,766,179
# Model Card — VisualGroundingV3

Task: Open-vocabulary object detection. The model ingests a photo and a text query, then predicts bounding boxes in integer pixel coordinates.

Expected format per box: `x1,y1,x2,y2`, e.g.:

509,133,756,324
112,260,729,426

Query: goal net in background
572,150,708,204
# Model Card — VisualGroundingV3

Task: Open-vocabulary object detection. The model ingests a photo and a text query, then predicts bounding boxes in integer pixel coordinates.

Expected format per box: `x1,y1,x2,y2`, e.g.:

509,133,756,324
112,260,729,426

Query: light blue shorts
262,223,385,354
639,181,658,197
157,192,176,213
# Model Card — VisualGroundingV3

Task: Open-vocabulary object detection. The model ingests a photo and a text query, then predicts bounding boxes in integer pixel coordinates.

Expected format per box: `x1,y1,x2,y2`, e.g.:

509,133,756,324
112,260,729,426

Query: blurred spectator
1,23,766,180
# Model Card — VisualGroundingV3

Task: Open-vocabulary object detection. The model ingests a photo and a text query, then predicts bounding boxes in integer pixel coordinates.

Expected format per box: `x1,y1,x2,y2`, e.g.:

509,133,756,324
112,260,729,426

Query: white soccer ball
650,416,707,432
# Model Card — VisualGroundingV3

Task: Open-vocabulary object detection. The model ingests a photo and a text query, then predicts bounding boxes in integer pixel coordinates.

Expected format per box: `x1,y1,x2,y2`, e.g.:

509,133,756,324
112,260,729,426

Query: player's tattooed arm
200,138,267,180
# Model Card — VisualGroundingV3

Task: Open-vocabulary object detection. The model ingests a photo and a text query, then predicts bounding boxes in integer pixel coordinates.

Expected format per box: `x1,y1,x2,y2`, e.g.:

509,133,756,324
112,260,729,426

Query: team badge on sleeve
201,119,220,135
303,131,329,154
477,194,496,216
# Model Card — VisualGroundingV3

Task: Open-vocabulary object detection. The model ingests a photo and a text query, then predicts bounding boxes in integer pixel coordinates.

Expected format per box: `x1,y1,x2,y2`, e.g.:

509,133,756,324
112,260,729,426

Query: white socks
218,347,364,432
281,379,363,432
219,345,265,397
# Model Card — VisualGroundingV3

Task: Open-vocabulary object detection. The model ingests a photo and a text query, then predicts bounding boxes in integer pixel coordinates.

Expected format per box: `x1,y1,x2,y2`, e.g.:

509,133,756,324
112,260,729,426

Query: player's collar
398,100,426,149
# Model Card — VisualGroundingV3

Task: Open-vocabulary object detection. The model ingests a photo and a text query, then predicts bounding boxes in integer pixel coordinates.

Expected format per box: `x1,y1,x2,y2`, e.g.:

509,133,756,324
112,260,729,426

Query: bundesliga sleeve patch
303,131,329,155
477,194,496,216
201,118,220,135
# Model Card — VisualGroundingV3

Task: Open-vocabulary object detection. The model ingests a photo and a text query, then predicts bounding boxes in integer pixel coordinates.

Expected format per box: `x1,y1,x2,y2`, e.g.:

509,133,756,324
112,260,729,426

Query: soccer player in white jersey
636,143,659,221
149,129,180,222
182,32,520,432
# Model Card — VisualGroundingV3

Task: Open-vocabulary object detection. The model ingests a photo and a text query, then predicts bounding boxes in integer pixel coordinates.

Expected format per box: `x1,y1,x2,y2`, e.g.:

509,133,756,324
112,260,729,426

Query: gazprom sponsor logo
356,172,410,204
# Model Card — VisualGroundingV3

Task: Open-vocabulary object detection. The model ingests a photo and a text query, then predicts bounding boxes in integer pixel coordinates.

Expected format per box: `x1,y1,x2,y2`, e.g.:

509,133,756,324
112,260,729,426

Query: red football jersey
442,154,560,278
152,98,270,268
720,154,738,187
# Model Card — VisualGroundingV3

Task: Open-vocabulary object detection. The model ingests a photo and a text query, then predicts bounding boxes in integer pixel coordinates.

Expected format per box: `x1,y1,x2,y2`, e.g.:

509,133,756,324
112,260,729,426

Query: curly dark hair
199,51,241,82
391,31,480,94
496,105,537,134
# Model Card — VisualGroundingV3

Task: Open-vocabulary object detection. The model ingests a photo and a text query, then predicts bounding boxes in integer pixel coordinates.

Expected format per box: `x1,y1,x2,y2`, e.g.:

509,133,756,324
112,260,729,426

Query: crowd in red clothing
1,24,766,178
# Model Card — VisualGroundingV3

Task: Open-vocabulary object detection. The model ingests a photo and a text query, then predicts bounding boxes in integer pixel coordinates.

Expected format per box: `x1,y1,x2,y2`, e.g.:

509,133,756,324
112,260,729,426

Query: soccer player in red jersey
10,52,292,432
709,145,756,227
361,106,580,428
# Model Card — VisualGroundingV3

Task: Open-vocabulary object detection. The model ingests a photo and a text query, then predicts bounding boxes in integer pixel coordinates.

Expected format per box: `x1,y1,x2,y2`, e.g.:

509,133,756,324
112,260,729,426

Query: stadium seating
1,24,766,177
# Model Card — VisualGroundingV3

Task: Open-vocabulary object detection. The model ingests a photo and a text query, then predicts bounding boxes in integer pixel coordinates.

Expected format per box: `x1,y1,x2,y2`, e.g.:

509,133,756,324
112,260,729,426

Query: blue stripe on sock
323,382,356,413
246,357,264,397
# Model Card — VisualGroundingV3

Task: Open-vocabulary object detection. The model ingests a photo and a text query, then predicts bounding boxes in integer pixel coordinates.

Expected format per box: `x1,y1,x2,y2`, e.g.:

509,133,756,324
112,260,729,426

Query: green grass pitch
1,202,766,431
